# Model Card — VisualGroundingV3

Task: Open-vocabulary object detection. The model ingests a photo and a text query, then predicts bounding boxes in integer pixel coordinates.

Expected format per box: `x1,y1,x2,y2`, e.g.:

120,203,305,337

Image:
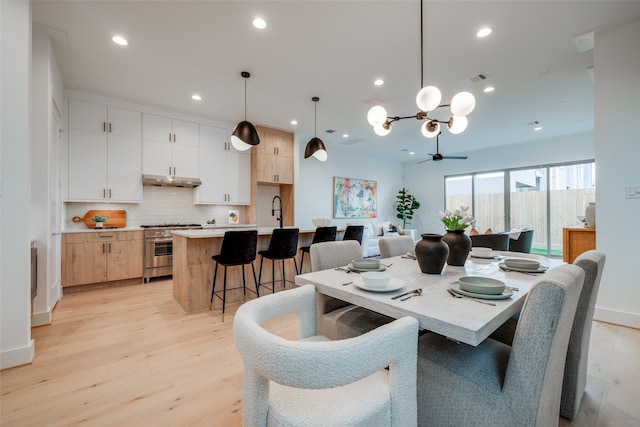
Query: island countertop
171,226,321,239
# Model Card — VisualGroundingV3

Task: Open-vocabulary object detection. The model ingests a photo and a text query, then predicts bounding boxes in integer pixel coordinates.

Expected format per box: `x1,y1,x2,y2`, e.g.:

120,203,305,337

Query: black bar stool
258,228,299,294
299,226,337,274
210,230,259,320
343,225,365,245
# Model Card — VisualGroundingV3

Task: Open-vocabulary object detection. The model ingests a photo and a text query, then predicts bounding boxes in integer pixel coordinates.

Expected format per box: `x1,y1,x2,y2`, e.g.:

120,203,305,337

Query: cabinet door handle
102,243,106,253
169,133,172,142
108,123,112,133
103,122,106,132
173,133,176,143
108,188,112,199
103,188,106,198
108,243,112,253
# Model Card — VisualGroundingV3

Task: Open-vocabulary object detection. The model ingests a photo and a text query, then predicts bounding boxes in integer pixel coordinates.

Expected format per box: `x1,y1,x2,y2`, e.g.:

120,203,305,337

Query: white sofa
358,221,417,258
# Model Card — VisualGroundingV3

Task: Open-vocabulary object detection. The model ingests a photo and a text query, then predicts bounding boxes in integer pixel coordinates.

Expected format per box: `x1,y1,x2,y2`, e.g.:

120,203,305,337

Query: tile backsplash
63,186,247,230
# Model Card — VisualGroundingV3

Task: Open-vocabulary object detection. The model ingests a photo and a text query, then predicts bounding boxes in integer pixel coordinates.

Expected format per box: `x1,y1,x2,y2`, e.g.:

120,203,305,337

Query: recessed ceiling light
409,152,415,155
290,120,298,125
374,79,384,86
483,86,495,93
476,27,492,38
534,126,542,131
191,94,202,101
342,134,349,138
112,35,128,46
253,18,267,29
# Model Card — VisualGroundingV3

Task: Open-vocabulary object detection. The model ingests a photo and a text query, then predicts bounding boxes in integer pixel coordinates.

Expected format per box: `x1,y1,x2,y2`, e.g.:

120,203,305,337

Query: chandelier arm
420,0,423,90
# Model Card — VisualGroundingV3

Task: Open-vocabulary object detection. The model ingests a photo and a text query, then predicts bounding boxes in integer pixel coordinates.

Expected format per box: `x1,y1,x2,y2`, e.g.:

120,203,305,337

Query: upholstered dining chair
210,230,259,320
490,250,606,420
310,240,394,340
470,233,509,251
298,226,337,274
416,263,584,426
234,284,419,427
378,236,415,259
257,228,299,294
342,225,365,245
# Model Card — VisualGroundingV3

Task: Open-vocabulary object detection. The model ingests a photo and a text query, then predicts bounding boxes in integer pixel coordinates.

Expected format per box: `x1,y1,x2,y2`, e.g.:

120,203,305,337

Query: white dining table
294,252,564,346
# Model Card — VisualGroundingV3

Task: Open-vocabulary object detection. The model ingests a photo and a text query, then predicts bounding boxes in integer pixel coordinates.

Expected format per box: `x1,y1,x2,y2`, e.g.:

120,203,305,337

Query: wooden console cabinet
562,227,596,263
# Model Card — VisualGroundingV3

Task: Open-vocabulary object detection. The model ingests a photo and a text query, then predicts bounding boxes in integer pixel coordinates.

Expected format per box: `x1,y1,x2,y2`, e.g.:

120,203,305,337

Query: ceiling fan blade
416,158,432,164
442,155,468,160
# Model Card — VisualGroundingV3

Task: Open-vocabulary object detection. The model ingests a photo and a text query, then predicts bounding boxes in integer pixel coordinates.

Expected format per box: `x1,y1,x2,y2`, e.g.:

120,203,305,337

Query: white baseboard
594,306,640,329
0,339,34,370
31,282,63,327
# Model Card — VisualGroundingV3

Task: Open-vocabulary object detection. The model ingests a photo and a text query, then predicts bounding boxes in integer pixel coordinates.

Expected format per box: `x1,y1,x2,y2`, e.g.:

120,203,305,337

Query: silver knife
392,288,421,300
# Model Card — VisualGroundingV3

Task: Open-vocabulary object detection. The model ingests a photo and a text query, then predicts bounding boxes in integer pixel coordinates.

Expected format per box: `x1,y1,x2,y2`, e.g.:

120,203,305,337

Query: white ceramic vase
585,202,596,228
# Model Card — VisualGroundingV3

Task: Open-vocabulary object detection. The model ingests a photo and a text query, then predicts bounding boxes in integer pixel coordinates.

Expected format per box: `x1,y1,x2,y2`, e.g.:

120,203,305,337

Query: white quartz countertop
172,227,318,238
61,227,142,233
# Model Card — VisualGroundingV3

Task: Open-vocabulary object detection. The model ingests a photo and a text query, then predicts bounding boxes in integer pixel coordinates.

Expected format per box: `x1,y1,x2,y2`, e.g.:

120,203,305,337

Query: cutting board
73,210,127,229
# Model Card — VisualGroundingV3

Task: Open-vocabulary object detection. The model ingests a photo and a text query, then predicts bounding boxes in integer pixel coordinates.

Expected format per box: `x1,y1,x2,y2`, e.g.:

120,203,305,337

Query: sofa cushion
370,222,384,237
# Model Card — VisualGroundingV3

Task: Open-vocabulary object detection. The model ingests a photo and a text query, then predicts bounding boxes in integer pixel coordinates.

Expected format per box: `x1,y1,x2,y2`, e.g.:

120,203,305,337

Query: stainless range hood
142,174,202,188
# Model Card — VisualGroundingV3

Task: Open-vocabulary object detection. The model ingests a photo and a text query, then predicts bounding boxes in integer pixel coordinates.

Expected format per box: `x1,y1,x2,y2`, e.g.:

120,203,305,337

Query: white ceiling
32,1,640,163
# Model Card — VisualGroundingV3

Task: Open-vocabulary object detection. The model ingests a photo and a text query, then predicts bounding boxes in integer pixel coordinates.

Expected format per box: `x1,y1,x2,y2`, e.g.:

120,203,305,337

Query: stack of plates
349,258,386,272
500,257,548,273
450,276,513,300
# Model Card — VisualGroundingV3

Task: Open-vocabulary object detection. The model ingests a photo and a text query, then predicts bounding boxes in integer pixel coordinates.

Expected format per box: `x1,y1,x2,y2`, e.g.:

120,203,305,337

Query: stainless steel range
142,223,201,283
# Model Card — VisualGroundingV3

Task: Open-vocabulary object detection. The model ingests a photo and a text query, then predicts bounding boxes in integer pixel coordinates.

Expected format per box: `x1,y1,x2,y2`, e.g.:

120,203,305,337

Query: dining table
294,251,564,346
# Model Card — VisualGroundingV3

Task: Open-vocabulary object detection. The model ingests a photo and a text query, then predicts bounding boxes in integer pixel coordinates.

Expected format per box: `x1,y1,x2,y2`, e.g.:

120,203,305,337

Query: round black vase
442,230,471,266
415,233,449,274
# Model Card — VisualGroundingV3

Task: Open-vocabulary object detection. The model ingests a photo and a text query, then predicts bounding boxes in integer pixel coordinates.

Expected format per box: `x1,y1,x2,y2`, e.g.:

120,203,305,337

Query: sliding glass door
509,168,547,254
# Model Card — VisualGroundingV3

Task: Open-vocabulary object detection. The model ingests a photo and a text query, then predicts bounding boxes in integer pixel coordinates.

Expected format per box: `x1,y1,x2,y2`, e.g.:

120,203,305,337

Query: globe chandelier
366,0,476,139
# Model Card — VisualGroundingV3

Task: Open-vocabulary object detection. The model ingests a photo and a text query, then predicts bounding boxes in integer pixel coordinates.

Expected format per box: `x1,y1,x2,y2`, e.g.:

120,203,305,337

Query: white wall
294,137,404,229
402,132,594,234
593,20,640,328
1,0,34,369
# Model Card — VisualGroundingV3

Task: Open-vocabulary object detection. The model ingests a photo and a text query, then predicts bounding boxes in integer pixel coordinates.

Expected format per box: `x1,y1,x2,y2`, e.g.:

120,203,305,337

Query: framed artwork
228,210,239,224
333,176,377,218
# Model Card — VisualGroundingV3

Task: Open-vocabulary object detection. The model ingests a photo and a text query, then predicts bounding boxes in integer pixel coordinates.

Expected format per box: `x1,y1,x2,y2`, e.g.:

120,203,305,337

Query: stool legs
258,256,297,294
210,262,259,320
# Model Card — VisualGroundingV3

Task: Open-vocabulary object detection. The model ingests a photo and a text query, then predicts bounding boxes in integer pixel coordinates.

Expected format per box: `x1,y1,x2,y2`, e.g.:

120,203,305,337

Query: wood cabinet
62,231,143,287
67,98,142,202
563,227,596,263
142,113,199,177
195,124,251,205
255,126,293,184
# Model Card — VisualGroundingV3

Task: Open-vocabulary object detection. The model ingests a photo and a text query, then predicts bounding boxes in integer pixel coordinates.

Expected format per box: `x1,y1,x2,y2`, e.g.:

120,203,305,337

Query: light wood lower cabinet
562,227,596,263
62,231,143,287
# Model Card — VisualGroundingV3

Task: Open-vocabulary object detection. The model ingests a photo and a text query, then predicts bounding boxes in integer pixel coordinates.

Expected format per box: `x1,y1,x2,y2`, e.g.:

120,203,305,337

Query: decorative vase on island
442,230,471,266
585,202,596,229
415,233,449,274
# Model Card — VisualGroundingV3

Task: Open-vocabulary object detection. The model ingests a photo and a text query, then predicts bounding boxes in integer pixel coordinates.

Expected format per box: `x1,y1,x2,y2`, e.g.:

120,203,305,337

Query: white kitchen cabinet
67,98,142,202
142,113,199,177
195,124,251,205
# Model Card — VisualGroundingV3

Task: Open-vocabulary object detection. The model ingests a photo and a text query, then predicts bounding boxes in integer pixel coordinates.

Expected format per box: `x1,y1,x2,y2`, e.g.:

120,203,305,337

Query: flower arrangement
439,206,475,231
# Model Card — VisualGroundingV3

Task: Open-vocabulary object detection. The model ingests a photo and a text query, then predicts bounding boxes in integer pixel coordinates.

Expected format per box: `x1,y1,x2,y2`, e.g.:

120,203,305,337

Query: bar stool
342,225,364,245
210,230,258,320
298,226,337,274
258,228,299,294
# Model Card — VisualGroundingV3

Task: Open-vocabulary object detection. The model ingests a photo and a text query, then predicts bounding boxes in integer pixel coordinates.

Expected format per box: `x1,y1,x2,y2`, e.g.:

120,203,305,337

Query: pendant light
304,97,328,161
230,71,260,151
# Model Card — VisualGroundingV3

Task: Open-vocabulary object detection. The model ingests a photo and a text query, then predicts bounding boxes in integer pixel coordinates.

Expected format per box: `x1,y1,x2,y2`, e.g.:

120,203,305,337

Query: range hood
142,174,202,188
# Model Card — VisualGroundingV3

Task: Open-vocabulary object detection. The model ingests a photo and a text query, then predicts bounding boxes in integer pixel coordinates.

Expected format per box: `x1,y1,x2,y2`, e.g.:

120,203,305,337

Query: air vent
340,138,364,146
361,95,389,106
325,129,336,134
462,72,490,85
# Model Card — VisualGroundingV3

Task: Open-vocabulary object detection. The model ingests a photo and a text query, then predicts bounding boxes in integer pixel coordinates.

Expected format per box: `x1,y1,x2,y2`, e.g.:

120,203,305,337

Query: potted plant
91,214,107,228
396,188,420,229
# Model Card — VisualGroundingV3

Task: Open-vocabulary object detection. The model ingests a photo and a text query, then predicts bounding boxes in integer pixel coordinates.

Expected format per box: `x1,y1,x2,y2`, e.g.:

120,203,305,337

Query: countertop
172,227,318,238
61,224,259,234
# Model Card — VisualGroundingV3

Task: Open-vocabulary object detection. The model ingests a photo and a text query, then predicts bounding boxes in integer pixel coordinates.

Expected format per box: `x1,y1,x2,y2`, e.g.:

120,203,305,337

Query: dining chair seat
378,236,415,259
298,226,337,274
258,228,299,294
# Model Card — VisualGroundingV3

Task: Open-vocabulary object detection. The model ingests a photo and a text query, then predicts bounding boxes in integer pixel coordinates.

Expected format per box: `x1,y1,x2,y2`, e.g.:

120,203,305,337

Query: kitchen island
171,227,343,313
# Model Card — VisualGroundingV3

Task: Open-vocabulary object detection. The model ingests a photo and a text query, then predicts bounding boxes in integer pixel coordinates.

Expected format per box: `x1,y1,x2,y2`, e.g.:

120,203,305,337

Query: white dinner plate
450,282,513,300
348,263,387,273
498,262,548,273
354,277,404,293
469,251,499,259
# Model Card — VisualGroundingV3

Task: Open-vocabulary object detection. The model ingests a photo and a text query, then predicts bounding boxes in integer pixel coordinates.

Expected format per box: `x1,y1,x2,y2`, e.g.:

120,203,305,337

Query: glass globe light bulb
421,120,440,138
374,122,391,136
450,91,476,116
367,106,388,126
416,86,442,112
448,115,468,134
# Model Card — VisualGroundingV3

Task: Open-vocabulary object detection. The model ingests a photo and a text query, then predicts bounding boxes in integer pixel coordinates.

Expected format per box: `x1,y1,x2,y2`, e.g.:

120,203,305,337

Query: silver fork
447,289,496,306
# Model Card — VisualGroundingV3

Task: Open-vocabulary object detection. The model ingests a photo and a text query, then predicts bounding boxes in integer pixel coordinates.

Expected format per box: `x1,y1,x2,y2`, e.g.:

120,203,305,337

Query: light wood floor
2,280,639,426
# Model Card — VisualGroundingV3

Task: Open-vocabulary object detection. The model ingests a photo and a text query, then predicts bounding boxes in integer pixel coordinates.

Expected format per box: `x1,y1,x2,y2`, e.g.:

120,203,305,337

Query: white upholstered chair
378,236,415,259
490,250,606,420
233,284,420,427
310,240,394,339
416,263,584,426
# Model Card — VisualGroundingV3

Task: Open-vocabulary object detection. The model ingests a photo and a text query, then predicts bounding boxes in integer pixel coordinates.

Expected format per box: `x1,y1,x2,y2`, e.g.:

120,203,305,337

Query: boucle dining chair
379,236,415,259
490,250,606,420
310,240,395,340
233,284,419,427
298,226,337,274
416,263,584,426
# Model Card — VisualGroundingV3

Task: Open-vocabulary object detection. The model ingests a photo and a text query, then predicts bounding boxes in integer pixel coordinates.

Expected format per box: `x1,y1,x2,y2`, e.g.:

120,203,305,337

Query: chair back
343,225,365,244
311,226,337,244
310,240,362,272
266,228,299,259
218,230,257,264
504,263,584,426
470,233,509,251
560,250,606,419
379,236,415,259
234,284,419,427
507,229,534,253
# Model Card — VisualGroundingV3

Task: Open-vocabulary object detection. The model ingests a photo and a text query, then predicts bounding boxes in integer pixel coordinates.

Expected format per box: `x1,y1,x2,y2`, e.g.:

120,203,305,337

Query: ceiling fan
417,132,468,164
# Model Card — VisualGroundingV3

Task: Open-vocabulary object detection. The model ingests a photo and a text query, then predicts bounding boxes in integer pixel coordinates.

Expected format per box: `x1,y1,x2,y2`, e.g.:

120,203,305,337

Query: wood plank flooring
1,280,638,426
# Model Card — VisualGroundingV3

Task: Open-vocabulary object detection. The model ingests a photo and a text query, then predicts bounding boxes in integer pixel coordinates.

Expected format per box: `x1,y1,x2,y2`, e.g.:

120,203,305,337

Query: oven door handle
146,238,173,244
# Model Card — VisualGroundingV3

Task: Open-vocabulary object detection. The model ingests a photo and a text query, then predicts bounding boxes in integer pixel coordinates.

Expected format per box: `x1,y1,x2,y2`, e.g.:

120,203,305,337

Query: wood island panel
172,229,322,314
563,227,596,263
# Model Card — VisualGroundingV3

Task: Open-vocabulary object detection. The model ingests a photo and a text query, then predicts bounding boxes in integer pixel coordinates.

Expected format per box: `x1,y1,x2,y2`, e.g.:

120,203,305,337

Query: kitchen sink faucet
272,195,283,229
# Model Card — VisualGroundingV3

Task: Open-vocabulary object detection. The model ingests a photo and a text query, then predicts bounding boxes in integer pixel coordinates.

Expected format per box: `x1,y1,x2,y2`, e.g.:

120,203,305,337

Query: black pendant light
230,71,260,151
304,97,328,161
